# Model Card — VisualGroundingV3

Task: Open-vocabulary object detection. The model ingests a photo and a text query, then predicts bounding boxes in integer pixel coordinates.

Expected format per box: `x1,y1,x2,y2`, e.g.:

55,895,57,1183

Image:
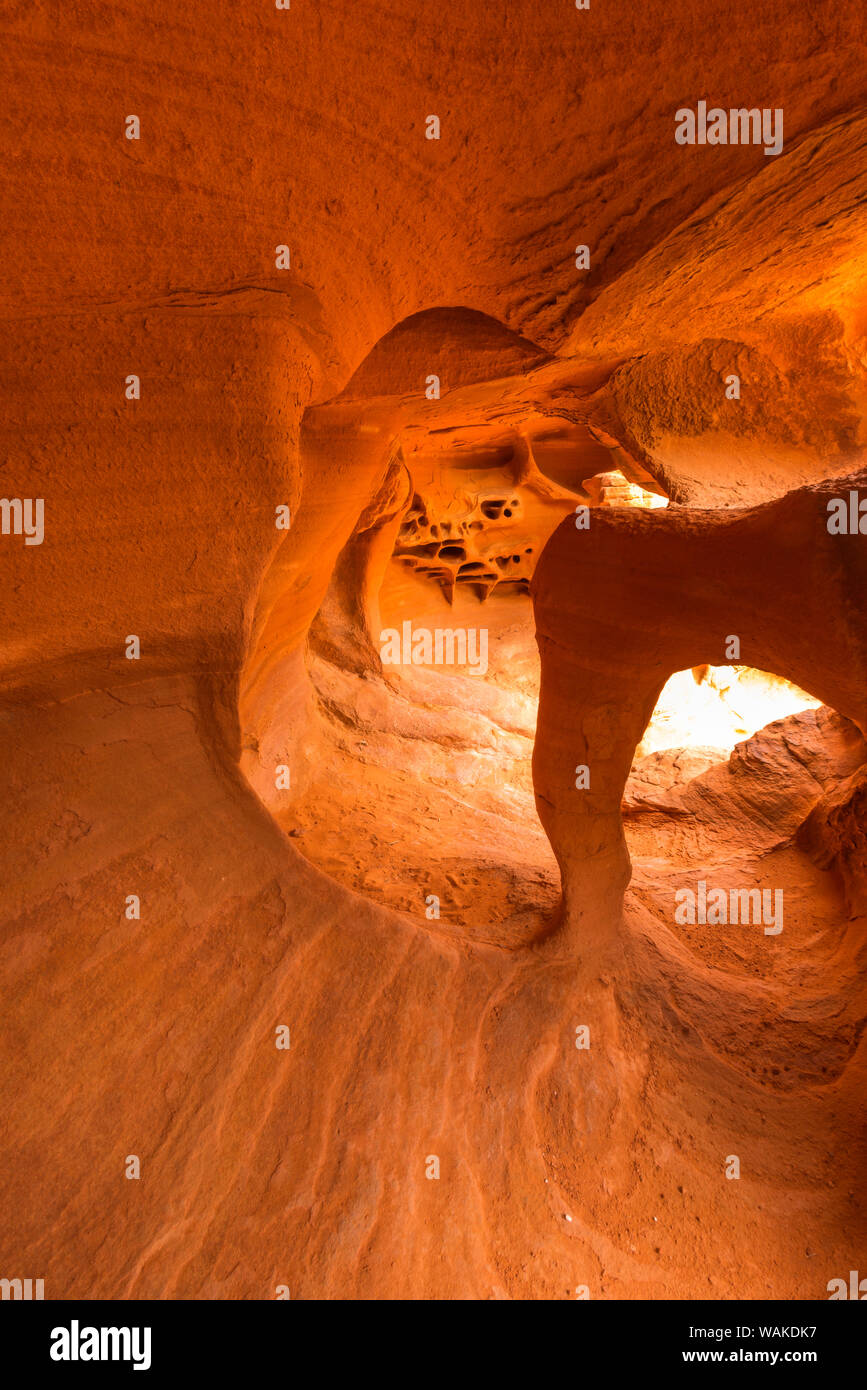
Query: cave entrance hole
622,663,865,999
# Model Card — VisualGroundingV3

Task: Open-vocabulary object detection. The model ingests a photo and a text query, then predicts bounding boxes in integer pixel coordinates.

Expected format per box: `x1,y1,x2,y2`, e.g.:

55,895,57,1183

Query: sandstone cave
2,1,866,1314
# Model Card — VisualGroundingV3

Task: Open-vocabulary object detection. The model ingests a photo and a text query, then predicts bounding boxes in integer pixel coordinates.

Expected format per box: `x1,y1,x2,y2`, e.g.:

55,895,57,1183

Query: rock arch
533,471,867,941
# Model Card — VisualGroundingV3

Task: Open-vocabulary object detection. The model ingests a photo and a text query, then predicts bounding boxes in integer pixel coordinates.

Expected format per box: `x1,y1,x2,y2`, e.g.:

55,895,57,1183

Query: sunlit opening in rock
638,665,822,760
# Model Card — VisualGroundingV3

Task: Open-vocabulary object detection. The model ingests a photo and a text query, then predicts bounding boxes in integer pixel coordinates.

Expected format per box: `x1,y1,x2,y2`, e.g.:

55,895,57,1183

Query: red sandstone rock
1,1,867,1305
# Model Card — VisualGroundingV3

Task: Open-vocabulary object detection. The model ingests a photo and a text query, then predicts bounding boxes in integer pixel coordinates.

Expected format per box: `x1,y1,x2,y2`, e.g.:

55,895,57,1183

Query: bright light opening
638,665,822,760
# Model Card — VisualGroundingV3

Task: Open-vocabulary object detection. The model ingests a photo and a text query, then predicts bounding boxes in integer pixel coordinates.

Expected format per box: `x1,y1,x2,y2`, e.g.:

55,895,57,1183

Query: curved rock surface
2,1,866,1302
